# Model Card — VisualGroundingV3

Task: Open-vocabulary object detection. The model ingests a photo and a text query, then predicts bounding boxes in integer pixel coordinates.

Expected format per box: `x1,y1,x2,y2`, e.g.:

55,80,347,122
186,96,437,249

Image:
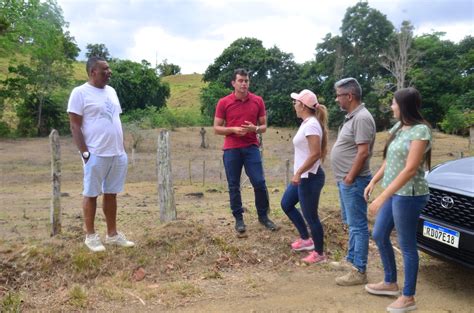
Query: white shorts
83,153,128,197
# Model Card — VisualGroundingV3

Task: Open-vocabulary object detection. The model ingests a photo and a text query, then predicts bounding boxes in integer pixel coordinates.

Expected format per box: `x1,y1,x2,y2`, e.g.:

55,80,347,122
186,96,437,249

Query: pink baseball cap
290,89,319,109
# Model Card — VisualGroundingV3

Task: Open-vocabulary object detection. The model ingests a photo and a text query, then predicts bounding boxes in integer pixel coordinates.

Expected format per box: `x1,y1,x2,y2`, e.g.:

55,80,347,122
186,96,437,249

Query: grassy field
1,57,473,312
0,125,472,311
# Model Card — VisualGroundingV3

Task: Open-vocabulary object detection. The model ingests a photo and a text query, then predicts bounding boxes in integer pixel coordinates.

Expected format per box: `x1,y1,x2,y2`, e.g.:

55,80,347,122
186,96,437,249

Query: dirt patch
0,127,472,312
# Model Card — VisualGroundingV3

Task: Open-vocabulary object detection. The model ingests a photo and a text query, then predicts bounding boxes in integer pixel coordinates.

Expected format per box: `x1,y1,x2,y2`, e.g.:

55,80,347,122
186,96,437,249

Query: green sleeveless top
381,121,432,196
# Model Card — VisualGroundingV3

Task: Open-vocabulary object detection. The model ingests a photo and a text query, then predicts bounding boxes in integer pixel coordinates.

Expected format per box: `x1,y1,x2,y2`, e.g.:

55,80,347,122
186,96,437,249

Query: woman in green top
363,87,431,313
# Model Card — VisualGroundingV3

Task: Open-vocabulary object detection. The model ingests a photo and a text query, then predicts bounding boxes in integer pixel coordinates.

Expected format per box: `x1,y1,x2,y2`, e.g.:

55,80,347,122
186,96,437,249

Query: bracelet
255,125,260,133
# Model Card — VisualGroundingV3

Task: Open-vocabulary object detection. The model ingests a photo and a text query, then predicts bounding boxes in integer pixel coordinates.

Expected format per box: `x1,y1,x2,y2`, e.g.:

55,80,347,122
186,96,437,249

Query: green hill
72,61,88,81
1,59,207,130
2,59,204,112
162,73,206,110
72,64,205,112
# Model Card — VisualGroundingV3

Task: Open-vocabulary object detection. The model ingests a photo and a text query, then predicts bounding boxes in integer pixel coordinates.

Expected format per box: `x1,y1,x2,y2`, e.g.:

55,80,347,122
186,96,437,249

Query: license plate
423,221,459,248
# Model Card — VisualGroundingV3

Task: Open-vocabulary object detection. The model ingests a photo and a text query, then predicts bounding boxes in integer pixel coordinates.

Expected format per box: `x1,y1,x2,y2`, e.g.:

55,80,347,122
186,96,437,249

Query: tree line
200,2,473,133
0,0,472,137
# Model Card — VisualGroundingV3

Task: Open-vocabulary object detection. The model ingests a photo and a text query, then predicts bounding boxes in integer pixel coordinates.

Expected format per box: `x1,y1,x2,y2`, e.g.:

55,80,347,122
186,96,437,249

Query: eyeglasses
336,93,350,98
292,99,299,105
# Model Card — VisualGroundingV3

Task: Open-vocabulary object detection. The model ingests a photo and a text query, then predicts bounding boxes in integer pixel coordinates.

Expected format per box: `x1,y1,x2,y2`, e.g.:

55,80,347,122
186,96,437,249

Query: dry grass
0,127,471,311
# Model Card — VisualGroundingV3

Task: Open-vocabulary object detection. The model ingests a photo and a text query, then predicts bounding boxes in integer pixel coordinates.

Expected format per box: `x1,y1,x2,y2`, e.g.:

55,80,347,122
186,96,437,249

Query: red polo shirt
215,92,266,150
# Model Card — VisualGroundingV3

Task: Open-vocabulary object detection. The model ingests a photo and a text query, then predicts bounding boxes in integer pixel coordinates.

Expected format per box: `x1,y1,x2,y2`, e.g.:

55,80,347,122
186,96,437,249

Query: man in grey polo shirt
330,77,376,286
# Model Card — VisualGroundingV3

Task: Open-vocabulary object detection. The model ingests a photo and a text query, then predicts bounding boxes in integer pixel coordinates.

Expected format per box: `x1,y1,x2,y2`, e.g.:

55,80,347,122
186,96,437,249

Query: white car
417,157,474,268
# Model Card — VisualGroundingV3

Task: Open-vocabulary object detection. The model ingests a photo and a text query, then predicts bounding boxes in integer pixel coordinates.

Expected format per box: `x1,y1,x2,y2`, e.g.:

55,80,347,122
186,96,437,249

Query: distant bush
122,106,204,130
199,81,231,126
439,106,473,135
0,120,10,137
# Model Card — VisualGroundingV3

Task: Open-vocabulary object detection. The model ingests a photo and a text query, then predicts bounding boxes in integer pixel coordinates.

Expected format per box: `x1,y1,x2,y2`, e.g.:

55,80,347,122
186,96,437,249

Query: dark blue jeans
281,168,325,254
337,175,372,272
223,146,269,220
372,194,429,296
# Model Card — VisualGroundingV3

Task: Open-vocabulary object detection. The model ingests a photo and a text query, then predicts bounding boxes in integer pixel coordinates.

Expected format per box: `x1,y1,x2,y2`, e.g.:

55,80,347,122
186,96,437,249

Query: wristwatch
81,151,90,160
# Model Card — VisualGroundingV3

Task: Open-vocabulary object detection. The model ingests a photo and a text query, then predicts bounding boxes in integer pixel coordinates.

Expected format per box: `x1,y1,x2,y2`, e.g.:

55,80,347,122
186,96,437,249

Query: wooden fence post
157,130,176,222
49,129,61,236
285,159,290,187
202,160,206,186
470,125,474,152
200,127,207,148
188,160,192,185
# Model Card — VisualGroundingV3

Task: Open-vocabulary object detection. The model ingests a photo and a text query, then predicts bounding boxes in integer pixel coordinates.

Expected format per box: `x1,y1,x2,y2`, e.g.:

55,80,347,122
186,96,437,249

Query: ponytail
315,104,329,162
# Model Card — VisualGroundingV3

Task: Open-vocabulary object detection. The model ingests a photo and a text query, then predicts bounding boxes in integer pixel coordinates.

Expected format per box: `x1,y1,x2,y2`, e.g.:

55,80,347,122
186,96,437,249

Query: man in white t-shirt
68,56,134,252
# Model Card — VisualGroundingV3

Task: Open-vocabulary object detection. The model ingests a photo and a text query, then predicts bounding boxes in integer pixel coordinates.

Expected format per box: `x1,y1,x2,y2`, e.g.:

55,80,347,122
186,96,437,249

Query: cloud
128,26,226,74
58,0,474,74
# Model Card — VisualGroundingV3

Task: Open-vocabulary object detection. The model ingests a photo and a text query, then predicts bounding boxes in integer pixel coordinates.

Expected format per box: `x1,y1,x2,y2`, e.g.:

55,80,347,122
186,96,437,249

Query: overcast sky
57,0,473,74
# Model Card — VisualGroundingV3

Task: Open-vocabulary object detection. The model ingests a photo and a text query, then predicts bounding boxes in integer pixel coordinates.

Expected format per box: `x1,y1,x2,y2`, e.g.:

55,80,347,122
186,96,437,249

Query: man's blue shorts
83,153,128,197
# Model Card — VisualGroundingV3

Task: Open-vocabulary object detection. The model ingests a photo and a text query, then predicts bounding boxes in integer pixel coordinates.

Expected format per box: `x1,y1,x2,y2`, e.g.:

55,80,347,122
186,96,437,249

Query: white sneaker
105,232,135,247
84,233,106,252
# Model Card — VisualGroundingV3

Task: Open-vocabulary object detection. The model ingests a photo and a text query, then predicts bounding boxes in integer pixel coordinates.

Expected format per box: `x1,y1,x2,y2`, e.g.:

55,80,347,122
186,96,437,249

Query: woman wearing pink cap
281,89,329,264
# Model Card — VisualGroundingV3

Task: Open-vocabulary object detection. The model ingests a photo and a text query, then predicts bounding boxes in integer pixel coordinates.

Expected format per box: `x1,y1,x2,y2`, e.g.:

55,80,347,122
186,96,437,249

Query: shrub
0,120,10,137
68,285,87,308
439,106,471,135
122,106,204,130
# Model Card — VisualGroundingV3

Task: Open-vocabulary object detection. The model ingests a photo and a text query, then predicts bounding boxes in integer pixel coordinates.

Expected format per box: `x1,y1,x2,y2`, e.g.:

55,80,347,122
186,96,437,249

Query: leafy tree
157,59,181,76
340,2,394,85
409,33,460,126
201,37,302,126
315,2,395,129
263,47,306,126
109,59,170,112
203,37,268,90
85,43,110,60
199,81,231,125
455,36,474,111
0,0,79,136
0,15,9,35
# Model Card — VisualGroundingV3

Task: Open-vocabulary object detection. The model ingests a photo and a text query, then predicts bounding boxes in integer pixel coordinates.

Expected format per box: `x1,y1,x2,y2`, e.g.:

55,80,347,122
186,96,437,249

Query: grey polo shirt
330,104,376,182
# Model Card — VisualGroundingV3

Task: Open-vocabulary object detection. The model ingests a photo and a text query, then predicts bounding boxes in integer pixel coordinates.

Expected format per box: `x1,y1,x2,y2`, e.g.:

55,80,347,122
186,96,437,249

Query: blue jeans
337,175,371,272
372,194,429,296
223,146,269,220
281,168,325,254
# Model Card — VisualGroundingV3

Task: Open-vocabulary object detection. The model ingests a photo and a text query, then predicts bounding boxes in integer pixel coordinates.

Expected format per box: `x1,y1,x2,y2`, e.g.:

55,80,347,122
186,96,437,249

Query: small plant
202,270,223,280
68,285,87,308
72,249,103,273
167,282,202,297
98,285,125,301
331,249,345,261
210,236,239,255
1,292,22,312
245,277,261,289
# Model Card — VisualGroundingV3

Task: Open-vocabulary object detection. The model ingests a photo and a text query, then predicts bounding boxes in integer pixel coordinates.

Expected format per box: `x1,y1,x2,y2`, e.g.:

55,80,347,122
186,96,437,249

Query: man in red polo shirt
214,68,277,234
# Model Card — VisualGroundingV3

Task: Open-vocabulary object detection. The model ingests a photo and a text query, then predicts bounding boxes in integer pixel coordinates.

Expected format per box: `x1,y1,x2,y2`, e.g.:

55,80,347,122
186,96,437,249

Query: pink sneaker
291,238,314,251
302,251,327,264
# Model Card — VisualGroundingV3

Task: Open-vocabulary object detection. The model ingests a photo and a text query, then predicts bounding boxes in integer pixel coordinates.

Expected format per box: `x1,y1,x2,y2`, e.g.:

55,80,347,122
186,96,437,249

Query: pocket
83,153,94,167
341,179,354,188
119,153,128,166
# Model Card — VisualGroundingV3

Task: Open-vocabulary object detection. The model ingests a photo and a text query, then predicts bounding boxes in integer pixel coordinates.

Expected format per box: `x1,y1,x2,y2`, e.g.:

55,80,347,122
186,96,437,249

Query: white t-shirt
67,83,125,157
293,116,323,178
